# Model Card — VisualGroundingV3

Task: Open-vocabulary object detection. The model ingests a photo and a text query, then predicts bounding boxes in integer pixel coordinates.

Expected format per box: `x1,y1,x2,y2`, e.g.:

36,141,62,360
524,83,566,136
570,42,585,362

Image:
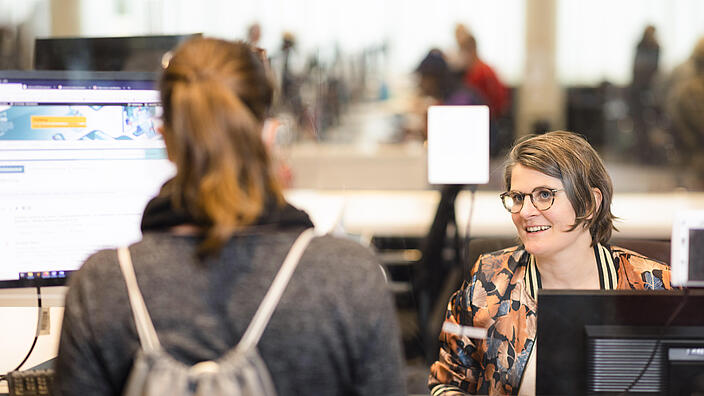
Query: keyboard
6,369,55,396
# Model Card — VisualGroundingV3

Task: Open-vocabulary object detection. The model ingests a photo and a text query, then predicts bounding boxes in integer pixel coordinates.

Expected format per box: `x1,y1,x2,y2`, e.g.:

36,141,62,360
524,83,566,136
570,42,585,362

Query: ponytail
161,39,283,258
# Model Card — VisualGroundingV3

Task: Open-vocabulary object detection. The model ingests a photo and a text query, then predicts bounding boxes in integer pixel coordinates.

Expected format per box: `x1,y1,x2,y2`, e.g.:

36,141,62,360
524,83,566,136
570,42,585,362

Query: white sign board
427,105,489,185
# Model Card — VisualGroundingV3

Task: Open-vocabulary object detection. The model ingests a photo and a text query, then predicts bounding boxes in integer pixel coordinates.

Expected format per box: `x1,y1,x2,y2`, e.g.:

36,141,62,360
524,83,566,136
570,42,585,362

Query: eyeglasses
499,187,564,213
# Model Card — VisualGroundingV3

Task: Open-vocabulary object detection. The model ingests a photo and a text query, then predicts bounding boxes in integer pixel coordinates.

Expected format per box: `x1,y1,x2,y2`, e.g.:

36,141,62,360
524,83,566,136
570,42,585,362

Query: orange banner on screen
31,116,87,128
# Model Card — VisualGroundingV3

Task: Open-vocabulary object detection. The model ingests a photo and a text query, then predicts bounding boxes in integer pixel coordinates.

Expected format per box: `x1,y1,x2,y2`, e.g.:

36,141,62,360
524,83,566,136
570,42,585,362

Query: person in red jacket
456,28,509,121
455,25,510,156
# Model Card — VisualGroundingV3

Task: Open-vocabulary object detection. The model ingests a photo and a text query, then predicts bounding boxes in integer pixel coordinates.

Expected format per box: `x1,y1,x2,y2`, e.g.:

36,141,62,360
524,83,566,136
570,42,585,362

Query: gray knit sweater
55,225,406,395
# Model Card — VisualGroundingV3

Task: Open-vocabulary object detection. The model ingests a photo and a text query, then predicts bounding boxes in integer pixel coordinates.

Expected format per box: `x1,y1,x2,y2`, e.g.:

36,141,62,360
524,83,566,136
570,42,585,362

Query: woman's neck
535,238,600,290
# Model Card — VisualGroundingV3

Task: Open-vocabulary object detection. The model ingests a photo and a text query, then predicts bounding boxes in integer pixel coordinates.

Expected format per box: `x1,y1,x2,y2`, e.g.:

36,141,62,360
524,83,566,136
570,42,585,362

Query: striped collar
525,243,617,300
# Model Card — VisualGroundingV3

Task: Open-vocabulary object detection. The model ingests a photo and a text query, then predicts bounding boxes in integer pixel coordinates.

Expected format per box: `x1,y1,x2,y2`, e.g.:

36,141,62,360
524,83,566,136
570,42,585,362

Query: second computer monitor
34,34,200,72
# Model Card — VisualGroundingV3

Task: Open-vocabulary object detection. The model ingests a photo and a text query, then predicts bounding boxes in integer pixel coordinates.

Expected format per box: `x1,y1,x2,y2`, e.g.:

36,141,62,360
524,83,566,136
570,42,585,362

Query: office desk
2,189,703,379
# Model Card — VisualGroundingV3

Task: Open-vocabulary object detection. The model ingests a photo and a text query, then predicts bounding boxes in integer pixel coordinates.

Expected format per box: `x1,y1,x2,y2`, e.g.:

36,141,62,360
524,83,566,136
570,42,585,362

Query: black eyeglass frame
499,187,564,213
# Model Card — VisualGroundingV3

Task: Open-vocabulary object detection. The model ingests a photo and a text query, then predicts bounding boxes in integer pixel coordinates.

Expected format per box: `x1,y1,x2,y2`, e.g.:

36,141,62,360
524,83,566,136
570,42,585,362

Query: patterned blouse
428,244,672,395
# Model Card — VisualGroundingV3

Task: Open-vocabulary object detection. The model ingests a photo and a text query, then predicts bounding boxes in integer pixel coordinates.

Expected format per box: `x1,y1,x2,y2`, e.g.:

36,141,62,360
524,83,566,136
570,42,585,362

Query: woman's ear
158,126,174,162
589,187,603,219
261,118,280,149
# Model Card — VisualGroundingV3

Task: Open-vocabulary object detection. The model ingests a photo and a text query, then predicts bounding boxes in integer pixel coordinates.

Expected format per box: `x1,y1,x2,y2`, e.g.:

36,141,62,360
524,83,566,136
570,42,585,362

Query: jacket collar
524,243,618,300
140,180,313,233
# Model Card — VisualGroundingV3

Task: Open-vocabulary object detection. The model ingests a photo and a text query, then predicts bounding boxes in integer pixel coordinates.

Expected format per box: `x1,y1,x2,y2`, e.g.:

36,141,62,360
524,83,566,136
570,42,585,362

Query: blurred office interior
2,0,704,190
1,0,704,393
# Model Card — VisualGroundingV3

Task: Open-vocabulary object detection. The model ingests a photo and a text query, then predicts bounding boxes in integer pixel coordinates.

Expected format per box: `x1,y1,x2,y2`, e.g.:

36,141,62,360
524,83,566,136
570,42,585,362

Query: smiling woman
502,131,616,278
428,131,672,396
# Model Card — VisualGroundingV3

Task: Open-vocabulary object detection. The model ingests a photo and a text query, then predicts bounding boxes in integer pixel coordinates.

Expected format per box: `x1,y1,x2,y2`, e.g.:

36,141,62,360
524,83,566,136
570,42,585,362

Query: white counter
2,189,703,374
286,189,704,240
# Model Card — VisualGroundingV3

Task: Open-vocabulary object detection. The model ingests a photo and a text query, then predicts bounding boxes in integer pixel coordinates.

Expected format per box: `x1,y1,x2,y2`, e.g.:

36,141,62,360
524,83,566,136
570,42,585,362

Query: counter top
286,189,704,240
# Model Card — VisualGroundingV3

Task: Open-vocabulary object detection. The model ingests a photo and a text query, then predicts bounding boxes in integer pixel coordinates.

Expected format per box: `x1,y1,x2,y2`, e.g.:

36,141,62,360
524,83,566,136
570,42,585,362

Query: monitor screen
0,72,174,288
671,210,704,287
33,34,200,72
536,289,704,395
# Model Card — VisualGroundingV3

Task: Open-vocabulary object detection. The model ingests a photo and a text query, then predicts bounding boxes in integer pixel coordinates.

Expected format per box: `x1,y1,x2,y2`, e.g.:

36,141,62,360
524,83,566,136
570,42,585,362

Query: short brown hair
160,38,283,257
503,131,617,245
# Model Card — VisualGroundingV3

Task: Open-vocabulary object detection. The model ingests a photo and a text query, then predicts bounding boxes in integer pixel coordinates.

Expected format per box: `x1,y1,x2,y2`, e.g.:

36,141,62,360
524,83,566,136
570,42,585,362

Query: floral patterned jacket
428,244,672,395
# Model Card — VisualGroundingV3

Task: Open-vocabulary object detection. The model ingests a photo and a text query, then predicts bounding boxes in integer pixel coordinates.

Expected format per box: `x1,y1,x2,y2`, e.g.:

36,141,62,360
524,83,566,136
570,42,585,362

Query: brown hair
503,131,617,245
160,38,284,257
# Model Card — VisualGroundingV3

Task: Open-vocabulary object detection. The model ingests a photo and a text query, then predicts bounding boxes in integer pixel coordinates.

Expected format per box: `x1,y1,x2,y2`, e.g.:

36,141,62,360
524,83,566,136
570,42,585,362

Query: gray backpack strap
117,246,162,353
236,228,316,352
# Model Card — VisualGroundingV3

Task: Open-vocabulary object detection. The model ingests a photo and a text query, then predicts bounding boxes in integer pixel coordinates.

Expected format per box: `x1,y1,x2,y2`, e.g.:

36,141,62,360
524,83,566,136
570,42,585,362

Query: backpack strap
117,228,316,354
117,246,162,353
235,228,316,352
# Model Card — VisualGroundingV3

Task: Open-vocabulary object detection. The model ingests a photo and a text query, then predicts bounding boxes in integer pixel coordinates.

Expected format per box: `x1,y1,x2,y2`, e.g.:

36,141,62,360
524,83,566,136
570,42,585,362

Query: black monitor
0,71,173,288
536,289,704,395
33,34,200,72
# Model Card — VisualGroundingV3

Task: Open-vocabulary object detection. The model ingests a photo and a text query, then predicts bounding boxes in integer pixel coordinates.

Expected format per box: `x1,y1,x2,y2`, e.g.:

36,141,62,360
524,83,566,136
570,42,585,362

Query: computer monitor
536,289,704,395
672,210,704,287
0,71,174,289
33,34,200,72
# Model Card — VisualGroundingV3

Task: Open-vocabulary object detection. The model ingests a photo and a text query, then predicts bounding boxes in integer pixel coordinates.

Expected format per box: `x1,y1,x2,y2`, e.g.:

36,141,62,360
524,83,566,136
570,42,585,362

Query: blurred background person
246,22,261,47
660,37,702,101
0,26,19,69
416,49,483,123
445,23,473,80
270,31,312,139
665,37,704,186
628,24,660,162
401,48,483,142
455,23,510,156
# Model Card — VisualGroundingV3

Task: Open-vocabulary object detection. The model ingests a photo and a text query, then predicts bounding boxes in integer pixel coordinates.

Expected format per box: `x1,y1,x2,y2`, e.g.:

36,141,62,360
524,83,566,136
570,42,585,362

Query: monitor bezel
0,71,161,289
671,210,704,287
0,276,73,289
0,70,159,90
33,34,200,72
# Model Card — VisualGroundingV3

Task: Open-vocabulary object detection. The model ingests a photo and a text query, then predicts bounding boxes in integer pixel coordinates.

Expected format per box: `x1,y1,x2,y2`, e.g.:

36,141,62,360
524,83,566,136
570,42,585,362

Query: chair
609,238,671,264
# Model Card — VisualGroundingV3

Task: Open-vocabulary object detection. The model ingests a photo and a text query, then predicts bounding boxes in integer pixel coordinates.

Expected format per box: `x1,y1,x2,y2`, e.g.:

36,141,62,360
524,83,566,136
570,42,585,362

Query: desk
2,189,703,380
0,305,63,380
286,190,440,238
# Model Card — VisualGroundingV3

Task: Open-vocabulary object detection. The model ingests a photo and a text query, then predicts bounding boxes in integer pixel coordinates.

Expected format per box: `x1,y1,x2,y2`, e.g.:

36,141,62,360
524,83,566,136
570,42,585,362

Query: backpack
116,228,316,396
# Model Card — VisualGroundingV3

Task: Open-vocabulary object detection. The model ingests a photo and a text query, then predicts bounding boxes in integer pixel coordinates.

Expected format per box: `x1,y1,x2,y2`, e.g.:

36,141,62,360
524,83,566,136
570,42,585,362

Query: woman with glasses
428,131,671,395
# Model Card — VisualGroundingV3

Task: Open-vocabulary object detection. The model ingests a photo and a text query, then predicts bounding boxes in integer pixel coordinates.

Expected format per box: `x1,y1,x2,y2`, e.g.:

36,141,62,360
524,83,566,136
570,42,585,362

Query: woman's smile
525,225,551,233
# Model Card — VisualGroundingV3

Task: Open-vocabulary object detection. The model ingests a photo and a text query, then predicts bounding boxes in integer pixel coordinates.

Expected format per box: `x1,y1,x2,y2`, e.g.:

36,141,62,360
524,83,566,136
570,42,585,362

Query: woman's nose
519,197,540,217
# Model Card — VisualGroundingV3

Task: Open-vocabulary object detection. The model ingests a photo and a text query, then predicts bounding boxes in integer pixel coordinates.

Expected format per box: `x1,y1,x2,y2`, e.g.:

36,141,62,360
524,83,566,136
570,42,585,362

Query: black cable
620,287,691,394
1,284,43,382
462,185,478,280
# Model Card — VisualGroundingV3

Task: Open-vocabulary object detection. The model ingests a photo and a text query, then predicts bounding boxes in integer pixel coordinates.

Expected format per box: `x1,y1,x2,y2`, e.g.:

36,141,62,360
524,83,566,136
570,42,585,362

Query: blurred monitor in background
33,34,201,72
